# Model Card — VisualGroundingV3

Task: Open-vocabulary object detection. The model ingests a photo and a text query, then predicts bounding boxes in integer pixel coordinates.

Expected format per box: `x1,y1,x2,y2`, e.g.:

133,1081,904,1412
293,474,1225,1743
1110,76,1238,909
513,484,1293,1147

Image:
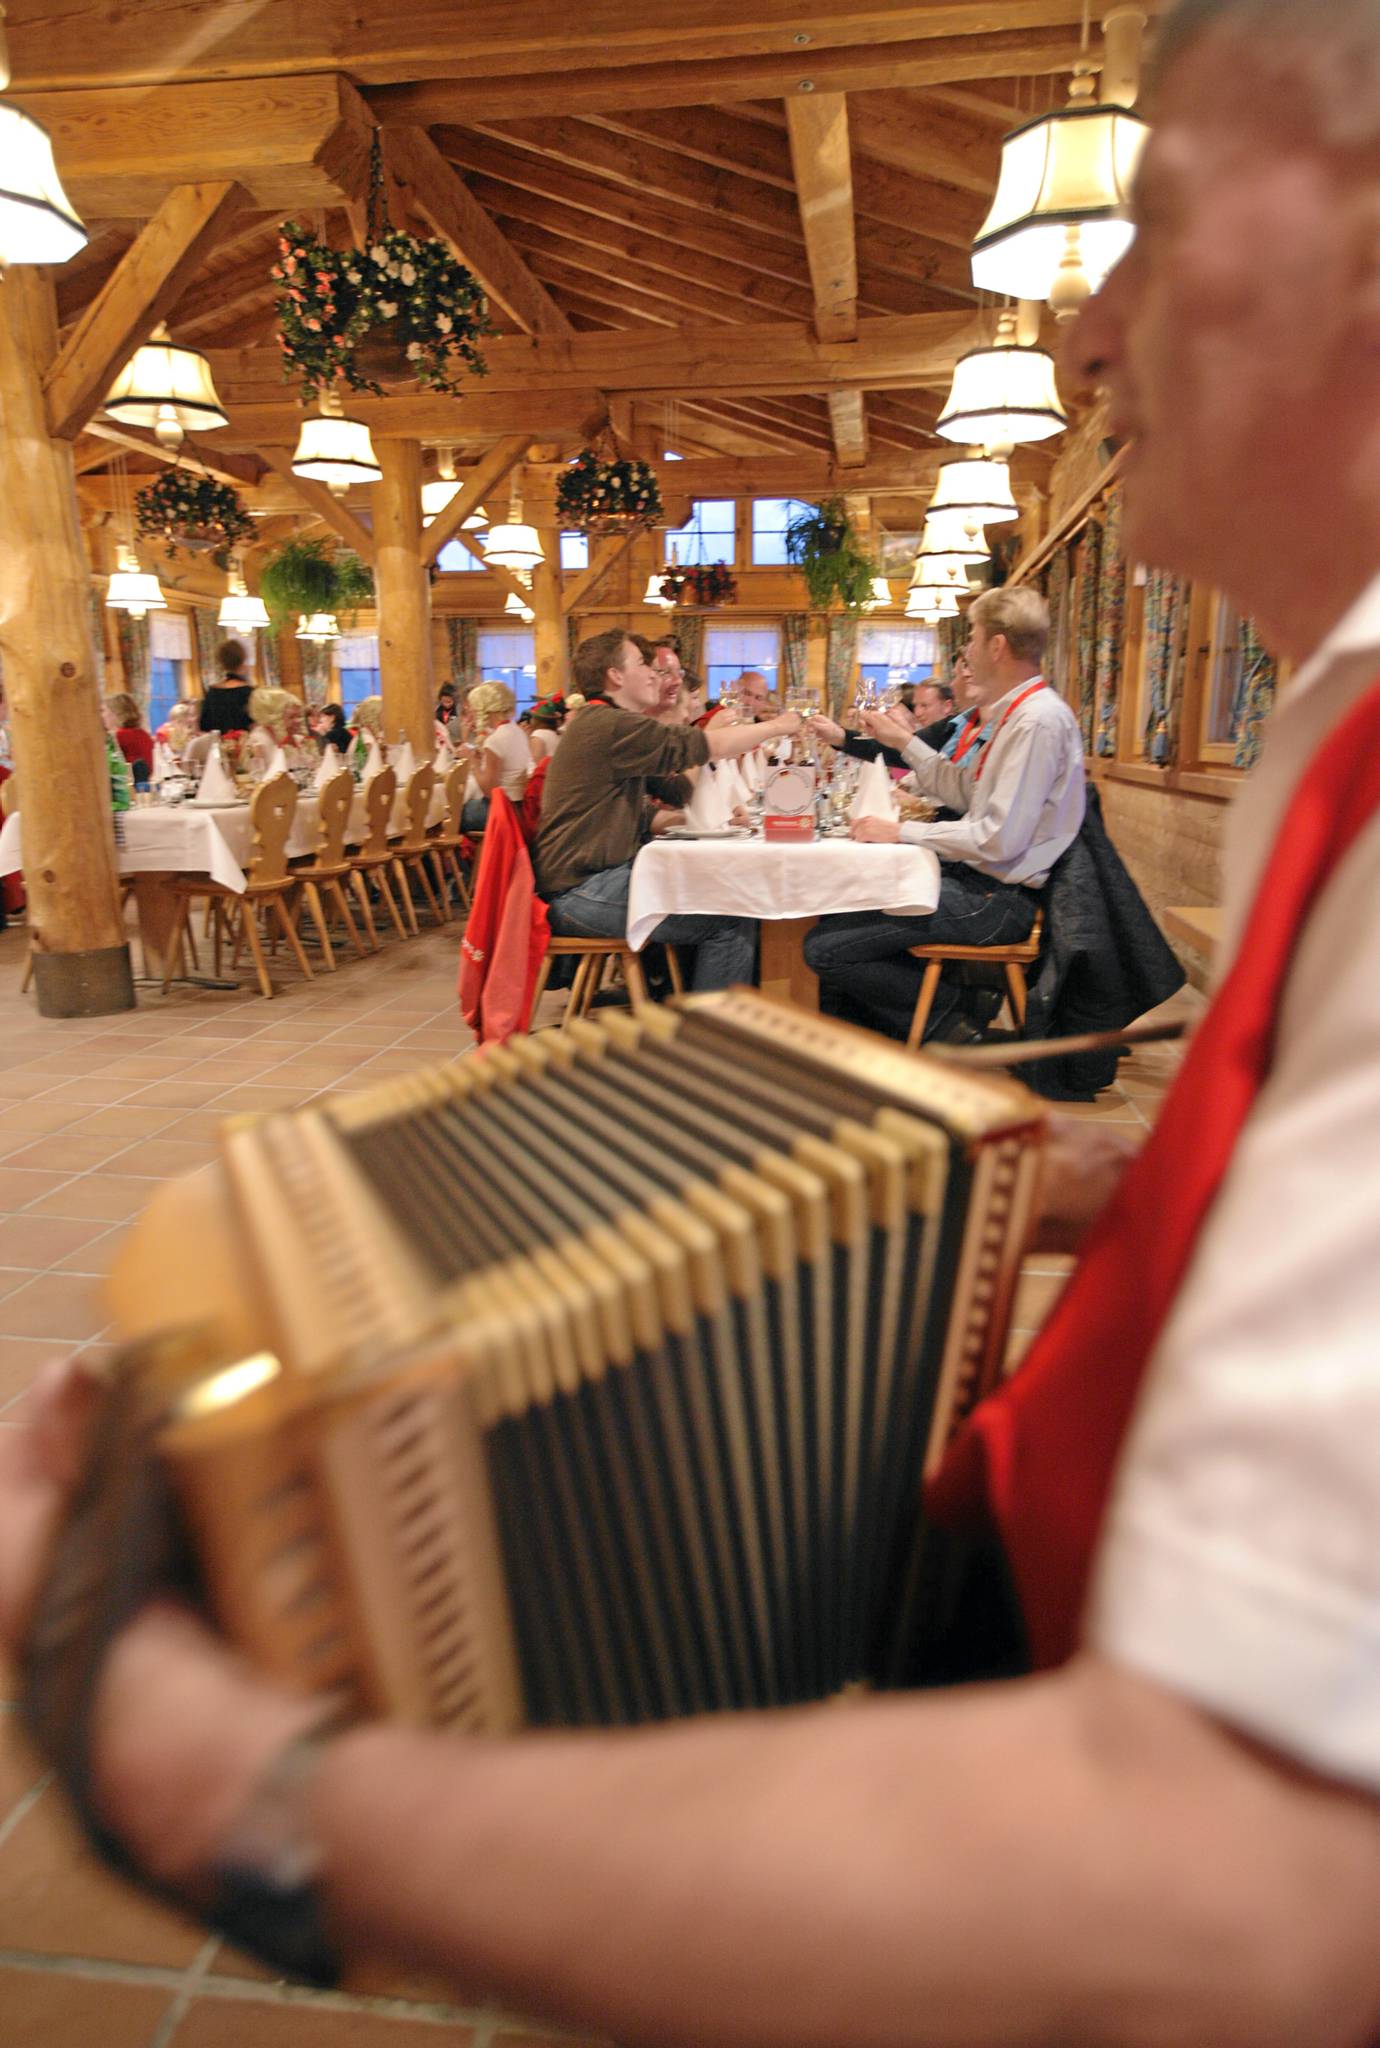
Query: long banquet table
627,834,942,1010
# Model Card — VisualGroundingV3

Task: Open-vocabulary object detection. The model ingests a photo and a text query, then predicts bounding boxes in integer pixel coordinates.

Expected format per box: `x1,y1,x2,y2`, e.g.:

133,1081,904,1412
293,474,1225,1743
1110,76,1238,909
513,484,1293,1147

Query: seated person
804,587,1084,1043
102,692,154,778
247,686,312,775
311,703,352,757
535,629,800,992
528,700,563,761
459,681,532,833
911,678,964,751
706,668,774,728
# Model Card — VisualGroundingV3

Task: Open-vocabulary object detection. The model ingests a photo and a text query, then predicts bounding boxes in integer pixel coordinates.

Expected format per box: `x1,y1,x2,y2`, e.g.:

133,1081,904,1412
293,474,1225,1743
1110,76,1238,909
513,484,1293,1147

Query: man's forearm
901,737,971,810
302,1660,1380,2048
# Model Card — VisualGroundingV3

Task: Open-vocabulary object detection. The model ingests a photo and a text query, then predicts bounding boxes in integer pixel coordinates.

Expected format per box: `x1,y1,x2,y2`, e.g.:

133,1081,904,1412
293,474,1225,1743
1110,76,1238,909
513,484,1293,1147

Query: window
148,611,194,732
751,498,816,568
148,659,183,733
856,624,936,699
703,623,780,702
664,498,735,567
477,628,538,714
435,538,486,573
560,531,589,571
335,634,380,718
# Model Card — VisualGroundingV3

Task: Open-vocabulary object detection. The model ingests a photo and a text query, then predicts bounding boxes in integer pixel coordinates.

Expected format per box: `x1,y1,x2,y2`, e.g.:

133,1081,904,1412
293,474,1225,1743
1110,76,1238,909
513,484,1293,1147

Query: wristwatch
203,1723,344,1987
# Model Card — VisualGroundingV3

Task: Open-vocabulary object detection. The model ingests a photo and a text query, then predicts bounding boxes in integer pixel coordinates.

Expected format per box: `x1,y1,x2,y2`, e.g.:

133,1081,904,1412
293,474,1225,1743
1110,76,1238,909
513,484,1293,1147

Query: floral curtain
116,610,150,712
825,616,858,717
673,612,705,678
445,618,478,688
87,591,106,693
936,614,965,684
1093,486,1127,758
781,612,809,699
1232,615,1279,770
259,625,280,688
1142,568,1190,763
1045,545,1073,699
192,608,221,698
1074,518,1103,749
300,642,330,707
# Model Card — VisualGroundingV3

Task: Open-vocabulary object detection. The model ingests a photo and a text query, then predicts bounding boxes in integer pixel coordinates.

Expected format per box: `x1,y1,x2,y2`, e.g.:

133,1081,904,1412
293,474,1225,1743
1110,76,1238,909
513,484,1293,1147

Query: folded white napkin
152,740,178,783
392,739,417,786
265,743,290,779
314,743,343,790
432,741,452,775
361,733,385,784
739,747,766,792
714,757,749,813
196,744,238,805
773,738,792,764
683,766,732,833
851,756,900,823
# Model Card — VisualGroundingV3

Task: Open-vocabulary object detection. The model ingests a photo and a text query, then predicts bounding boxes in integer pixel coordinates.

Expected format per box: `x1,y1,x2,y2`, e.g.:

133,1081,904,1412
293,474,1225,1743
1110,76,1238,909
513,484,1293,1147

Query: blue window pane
560,531,589,570
664,498,736,567
435,539,485,572
752,498,817,567
339,667,380,717
148,659,182,733
858,662,935,693
476,631,539,715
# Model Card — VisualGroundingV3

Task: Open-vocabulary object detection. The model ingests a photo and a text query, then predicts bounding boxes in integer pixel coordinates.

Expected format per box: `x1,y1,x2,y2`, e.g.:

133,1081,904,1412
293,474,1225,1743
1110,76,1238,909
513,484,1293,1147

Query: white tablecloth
626,836,942,951
0,785,446,897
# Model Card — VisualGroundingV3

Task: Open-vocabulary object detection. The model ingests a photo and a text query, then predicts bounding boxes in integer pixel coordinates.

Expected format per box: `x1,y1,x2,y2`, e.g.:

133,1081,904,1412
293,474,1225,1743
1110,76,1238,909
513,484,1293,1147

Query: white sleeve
1088,817,1380,1793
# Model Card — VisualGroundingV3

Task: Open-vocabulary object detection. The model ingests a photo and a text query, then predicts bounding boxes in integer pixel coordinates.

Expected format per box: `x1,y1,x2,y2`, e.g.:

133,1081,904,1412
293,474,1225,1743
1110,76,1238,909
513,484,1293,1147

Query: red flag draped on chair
458,791,549,1047
927,679,1380,1669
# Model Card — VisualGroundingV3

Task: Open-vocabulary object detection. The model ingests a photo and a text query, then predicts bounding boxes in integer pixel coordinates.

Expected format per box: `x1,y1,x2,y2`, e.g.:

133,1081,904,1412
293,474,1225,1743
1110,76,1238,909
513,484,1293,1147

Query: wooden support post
531,525,569,700
0,269,134,1016
372,439,434,750
273,620,306,701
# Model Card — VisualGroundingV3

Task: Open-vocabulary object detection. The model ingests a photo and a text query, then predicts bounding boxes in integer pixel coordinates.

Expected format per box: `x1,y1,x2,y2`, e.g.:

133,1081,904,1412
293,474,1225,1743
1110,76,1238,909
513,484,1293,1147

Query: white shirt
1089,572,1380,1794
897,678,1086,886
482,720,532,801
529,728,560,762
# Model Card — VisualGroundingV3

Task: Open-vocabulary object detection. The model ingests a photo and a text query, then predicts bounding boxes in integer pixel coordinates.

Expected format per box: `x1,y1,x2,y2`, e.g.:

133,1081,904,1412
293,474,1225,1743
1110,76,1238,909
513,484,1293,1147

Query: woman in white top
460,680,531,831
527,700,563,762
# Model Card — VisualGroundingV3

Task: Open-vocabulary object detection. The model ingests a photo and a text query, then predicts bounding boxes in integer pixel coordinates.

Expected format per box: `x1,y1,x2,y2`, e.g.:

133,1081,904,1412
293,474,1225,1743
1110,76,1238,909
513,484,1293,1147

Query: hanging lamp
297,611,340,644
0,102,87,265
905,586,961,622
910,545,976,592
936,310,1067,447
105,543,166,620
217,561,269,632
928,455,1020,527
485,475,544,580
862,575,892,613
103,323,228,454
504,590,535,624
291,386,381,498
642,571,675,611
919,511,989,564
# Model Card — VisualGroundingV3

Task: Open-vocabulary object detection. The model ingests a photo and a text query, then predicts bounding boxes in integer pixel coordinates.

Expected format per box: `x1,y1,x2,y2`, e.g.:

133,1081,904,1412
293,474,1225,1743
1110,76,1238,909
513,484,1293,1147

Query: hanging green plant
556,446,664,535
134,469,255,569
258,537,374,629
785,497,876,615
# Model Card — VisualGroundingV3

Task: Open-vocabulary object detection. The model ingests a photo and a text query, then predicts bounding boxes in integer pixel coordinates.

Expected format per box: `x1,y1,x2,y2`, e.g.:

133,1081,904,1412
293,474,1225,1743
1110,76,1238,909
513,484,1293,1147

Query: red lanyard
972,679,1045,782
950,713,984,763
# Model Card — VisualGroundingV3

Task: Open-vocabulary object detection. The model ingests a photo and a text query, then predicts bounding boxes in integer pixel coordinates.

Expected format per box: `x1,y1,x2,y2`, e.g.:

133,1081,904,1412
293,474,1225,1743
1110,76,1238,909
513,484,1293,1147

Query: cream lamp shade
905,586,961,621
105,544,166,619
291,388,382,497
919,511,989,563
0,104,87,264
297,611,340,643
217,565,269,632
862,576,892,612
929,456,1020,526
420,478,458,523
936,311,1067,447
971,68,1148,308
642,572,676,610
485,521,544,576
103,324,228,452
503,590,536,623
910,547,976,593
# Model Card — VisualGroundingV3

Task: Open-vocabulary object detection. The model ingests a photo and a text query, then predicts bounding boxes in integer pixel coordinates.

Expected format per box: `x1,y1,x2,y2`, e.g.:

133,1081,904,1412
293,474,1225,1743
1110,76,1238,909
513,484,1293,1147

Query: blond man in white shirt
8,5,1380,2044
804,586,1085,1040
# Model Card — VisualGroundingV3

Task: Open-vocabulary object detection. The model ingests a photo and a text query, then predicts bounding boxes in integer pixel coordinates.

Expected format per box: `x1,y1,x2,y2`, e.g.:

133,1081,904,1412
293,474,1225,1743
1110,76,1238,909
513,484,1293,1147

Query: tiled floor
0,912,1198,2045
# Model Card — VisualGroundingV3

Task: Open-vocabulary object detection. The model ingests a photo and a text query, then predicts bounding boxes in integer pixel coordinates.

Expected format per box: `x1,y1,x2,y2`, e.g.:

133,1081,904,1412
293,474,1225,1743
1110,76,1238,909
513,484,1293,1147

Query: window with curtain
477,627,538,713
856,623,936,696
663,499,736,566
751,498,816,567
435,540,486,573
703,622,780,701
147,612,194,731
336,633,380,718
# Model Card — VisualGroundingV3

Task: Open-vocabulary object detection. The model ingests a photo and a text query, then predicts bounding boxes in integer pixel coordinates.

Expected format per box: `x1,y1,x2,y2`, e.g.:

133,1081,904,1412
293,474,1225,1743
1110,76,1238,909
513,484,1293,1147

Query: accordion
97,991,1045,1733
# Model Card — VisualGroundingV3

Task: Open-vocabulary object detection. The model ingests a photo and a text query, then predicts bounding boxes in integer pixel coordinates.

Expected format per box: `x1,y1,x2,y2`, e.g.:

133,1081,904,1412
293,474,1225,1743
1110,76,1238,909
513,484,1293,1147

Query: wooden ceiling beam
369,27,1091,122
828,391,869,468
560,528,642,615
786,91,865,466
845,87,1002,195
504,223,797,327
255,447,379,562
171,248,283,335
44,180,249,440
680,402,811,456
420,432,533,567
382,126,572,338
80,418,264,490
452,528,530,606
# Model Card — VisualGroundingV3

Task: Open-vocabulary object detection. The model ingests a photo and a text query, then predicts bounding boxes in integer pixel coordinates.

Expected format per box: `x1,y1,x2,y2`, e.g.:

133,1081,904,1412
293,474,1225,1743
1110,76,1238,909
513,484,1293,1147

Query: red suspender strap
927,676,1380,1668
972,680,1046,782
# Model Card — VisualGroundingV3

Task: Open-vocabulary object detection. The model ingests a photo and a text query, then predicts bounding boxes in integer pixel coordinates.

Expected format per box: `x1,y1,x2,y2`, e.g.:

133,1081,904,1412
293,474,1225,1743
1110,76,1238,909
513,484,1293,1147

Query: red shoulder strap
928,677,1380,1667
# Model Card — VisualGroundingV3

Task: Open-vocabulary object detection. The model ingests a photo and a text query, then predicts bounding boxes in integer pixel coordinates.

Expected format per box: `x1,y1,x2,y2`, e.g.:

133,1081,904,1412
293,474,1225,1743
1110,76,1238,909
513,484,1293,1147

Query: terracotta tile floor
0,913,1199,2045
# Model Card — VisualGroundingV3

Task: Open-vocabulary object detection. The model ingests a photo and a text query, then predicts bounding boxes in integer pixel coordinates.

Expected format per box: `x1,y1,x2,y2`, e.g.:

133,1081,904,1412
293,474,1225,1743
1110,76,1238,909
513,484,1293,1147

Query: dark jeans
547,859,757,992
461,795,490,833
803,861,1039,1041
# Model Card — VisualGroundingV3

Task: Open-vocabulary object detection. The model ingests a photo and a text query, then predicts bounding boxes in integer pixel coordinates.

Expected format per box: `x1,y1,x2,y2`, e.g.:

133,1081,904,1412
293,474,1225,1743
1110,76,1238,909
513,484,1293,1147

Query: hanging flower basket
273,222,489,401
556,447,664,536
134,470,255,569
659,561,736,609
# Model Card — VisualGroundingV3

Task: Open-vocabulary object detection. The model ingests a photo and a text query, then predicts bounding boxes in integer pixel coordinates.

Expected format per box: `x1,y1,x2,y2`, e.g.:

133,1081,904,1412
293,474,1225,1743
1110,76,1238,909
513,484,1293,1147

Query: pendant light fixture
905,585,961,622
0,49,87,266
970,2,1148,317
297,611,340,645
485,476,544,581
291,385,382,498
642,571,676,611
910,546,977,593
936,310,1067,447
862,575,892,613
103,323,228,453
928,455,1020,527
919,511,990,564
504,590,535,624
105,542,167,619
217,560,269,633
419,446,488,528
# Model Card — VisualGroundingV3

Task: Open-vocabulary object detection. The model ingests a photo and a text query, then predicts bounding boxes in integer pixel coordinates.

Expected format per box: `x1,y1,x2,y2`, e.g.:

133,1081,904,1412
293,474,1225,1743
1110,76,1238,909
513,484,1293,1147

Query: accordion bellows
112,992,1045,1733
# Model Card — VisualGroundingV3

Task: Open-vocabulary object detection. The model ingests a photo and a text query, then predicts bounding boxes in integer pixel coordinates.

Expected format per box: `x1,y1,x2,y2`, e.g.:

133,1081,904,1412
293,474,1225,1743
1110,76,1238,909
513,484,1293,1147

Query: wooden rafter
453,528,530,606
44,180,248,439
560,528,641,615
255,447,379,561
786,92,864,466
77,418,264,489
420,432,532,567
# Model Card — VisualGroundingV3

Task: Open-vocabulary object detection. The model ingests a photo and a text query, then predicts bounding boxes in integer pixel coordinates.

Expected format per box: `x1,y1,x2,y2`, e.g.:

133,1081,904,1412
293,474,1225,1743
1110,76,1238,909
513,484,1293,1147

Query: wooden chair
290,770,367,970
162,774,313,1000
389,762,446,931
529,937,653,1027
427,761,473,913
904,910,1044,1053
348,766,409,946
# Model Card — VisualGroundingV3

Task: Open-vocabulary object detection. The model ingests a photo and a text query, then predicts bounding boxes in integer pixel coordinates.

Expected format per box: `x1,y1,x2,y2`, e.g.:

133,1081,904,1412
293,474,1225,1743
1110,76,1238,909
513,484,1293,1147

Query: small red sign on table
762,815,816,843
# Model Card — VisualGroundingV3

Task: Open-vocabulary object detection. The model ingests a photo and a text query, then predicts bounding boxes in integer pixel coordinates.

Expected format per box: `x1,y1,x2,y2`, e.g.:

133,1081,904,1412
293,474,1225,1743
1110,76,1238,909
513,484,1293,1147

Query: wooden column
372,439,434,750
272,620,306,699
531,524,570,701
0,269,134,1016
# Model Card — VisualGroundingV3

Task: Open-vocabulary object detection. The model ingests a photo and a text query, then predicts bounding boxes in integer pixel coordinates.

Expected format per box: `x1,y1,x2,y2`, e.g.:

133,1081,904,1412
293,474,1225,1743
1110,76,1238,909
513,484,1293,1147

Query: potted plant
556,446,664,535
659,561,737,608
135,470,255,569
785,497,876,614
258,537,374,628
